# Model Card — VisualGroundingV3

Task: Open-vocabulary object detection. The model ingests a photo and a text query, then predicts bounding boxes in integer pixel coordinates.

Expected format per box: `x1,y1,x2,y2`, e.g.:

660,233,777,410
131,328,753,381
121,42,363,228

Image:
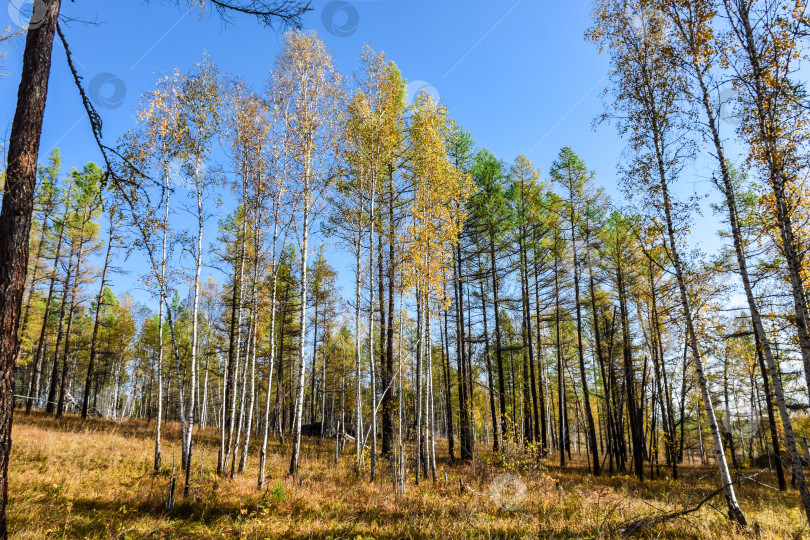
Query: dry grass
7,412,808,538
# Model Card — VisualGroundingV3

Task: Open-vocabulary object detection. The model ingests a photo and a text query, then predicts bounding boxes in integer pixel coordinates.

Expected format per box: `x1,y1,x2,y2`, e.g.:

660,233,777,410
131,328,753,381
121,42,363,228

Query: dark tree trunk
222,222,246,475
26,203,68,415
605,310,626,471
519,236,540,448
590,268,615,473
572,223,599,474
647,263,677,480
554,245,566,467
617,260,643,480
0,1,63,533
532,244,548,455
415,288,423,483
442,304,455,461
376,242,388,456
722,353,740,469
276,295,287,443
678,341,688,464
56,271,81,420
489,237,507,447
480,276,499,452
455,241,472,460
82,206,114,418
521,349,532,446
754,326,786,491
46,247,74,415
381,187,396,458
310,300,319,425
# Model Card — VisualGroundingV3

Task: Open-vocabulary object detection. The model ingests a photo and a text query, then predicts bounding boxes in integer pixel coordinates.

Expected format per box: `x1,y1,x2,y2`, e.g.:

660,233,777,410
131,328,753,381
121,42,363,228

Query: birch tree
175,56,221,496
589,0,746,524
117,68,184,470
270,30,344,477
0,2,307,532
663,0,810,522
721,0,810,402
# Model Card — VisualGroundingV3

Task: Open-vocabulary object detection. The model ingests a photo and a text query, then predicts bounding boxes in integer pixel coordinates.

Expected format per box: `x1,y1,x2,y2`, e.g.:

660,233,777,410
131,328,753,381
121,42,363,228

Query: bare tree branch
183,0,311,27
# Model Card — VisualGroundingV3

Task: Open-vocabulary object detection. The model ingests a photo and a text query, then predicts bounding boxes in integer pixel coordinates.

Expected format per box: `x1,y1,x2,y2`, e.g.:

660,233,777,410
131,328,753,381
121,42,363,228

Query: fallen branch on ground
616,474,754,536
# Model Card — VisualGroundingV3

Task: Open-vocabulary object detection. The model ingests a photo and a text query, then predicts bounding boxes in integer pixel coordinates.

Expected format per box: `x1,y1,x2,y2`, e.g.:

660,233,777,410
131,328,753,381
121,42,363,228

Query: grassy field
6,412,808,539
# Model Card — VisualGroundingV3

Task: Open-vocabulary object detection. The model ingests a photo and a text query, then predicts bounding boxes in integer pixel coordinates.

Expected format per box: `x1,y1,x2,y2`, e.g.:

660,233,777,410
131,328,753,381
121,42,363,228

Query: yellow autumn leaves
403,93,473,311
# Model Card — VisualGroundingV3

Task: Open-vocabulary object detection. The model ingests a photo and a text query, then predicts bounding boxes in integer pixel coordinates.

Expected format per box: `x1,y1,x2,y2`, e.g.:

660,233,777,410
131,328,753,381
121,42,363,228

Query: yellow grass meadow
7,412,808,539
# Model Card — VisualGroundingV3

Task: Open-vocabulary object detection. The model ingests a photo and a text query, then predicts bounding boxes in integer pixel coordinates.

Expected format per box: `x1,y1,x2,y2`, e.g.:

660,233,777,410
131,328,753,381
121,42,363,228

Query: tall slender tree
589,1,746,523
664,0,810,520
272,30,344,477
175,56,221,496
550,147,600,475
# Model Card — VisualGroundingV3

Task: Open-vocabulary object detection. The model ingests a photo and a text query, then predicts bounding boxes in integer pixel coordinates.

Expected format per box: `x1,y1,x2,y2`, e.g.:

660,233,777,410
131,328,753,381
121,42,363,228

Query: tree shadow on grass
65,495,256,538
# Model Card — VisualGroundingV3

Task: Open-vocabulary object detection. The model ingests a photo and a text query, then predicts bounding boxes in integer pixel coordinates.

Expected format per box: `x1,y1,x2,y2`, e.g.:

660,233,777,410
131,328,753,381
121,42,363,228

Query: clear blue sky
0,0,729,306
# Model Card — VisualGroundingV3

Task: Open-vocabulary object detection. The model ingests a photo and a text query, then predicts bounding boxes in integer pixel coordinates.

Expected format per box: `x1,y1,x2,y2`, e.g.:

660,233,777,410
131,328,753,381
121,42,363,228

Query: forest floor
6,412,808,539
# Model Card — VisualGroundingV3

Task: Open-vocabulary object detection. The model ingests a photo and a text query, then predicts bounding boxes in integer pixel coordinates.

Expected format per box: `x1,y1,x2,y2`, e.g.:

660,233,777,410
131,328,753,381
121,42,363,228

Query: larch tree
447,122,476,461
30,177,74,417
549,147,601,475
54,163,104,419
16,150,59,372
467,149,511,450
81,189,123,419
21,150,61,415
507,154,544,455
309,250,338,444
403,91,473,481
328,133,367,475
603,210,645,479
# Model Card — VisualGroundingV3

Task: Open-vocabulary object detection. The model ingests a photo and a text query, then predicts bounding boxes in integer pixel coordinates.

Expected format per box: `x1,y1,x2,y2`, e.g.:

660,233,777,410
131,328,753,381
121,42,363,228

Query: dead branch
616,474,752,536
